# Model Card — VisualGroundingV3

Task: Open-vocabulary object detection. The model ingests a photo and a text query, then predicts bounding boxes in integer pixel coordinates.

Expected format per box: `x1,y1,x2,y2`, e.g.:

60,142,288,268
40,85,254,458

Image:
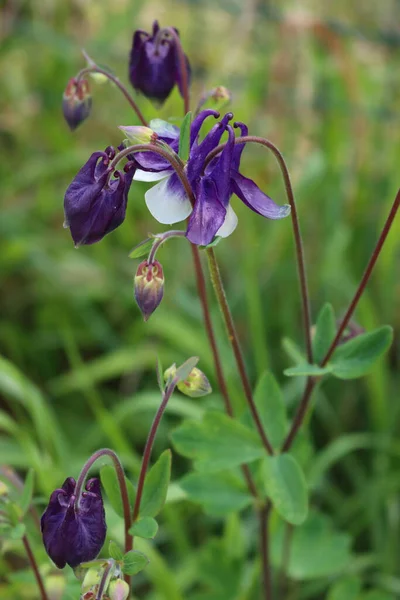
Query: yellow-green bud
0,481,8,497
108,579,130,600
164,365,212,398
81,568,101,593
119,125,158,145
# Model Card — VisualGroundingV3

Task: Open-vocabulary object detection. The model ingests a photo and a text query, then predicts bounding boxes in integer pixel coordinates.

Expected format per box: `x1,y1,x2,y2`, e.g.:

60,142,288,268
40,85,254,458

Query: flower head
129,20,190,104
126,111,290,246
63,78,92,131
64,146,136,246
41,477,106,569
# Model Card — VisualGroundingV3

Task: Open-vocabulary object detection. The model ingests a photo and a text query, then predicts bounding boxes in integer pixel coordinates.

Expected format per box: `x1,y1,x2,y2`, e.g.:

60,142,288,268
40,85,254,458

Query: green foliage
100,465,136,518
263,454,308,525
171,411,264,471
327,577,362,600
18,469,34,516
180,471,253,515
122,550,149,575
178,112,192,161
130,516,159,539
140,449,171,518
109,540,124,561
129,238,154,259
312,303,336,364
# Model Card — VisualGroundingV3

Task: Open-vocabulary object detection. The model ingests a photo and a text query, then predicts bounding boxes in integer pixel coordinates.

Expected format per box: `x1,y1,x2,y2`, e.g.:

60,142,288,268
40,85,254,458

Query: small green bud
82,568,101,593
164,365,212,398
0,481,9,497
108,579,130,600
134,260,164,321
119,125,158,144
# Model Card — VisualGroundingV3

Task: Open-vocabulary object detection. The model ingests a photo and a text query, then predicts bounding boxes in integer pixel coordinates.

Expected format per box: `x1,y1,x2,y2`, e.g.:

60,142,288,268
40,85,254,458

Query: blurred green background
0,0,399,598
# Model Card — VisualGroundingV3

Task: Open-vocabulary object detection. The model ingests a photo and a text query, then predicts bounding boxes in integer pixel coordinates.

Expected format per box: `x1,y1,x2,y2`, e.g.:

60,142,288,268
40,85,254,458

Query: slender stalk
157,27,190,114
74,449,132,557
205,135,313,363
22,535,49,600
148,230,186,264
283,189,400,451
206,247,274,456
77,65,147,126
95,560,114,600
131,381,177,529
260,504,272,600
190,244,259,499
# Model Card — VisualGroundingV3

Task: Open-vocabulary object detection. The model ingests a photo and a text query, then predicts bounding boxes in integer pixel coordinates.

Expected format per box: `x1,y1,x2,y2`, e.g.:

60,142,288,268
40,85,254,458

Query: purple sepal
41,477,106,569
64,147,136,246
129,20,191,105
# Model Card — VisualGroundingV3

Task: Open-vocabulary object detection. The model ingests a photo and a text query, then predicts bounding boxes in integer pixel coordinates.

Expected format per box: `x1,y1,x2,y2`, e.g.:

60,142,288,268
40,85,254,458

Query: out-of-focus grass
0,0,399,598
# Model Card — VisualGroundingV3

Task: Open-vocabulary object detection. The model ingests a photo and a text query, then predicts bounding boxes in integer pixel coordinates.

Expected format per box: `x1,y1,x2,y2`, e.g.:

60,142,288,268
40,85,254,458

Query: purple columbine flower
41,477,106,569
64,146,136,246
125,110,290,246
129,20,190,105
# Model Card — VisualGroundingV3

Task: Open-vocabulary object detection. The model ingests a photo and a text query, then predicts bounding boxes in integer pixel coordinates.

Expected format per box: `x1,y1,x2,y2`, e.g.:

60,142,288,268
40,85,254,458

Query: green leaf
129,516,158,539
361,592,395,600
122,550,149,575
171,411,264,472
282,337,305,365
129,237,154,259
330,325,393,379
313,303,336,364
109,540,124,561
178,111,192,161
327,577,362,600
100,465,136,518
244,371,288,450
199,236,222,250
180,471,253,516
19,469,34,516
10,523,26,540
140,449,171,518
174,357,199,383
272,510,353,580
263,454,308,525
284,364,333,377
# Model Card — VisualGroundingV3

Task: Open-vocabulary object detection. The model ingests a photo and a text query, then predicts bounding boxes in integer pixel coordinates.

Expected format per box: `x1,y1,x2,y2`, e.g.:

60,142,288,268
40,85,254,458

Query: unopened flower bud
118,126,158,145
108,579,130,600
164,365,212,398
63,78,92,131
0,481,8,496
134,260,164,321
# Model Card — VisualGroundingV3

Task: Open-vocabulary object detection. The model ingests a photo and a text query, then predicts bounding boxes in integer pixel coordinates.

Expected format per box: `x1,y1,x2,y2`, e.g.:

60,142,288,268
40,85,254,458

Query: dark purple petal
189,109,219,148
187,112,233,183
208,125,235,207
129,20,190,105
64,152,136,246
232,121,248,172
231,172,291,219
186,177,226,246
41,477,106,569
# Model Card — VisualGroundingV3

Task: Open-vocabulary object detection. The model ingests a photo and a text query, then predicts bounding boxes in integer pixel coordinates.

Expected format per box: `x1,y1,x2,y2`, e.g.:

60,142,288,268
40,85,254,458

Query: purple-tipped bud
108,579,130,600
134,260,164,321
129,20,191,105
41,477,106,569
164,364,212,398
63,78,92,131
64,147,136,246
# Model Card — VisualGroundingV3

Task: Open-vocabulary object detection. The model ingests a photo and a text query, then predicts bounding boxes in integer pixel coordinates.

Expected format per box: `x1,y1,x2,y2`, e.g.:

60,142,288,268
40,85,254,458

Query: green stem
206,247,274,456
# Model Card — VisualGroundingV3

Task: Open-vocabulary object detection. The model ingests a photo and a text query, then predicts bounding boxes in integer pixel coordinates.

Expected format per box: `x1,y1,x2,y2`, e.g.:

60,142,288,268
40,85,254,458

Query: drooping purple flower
41,477,106,569
62,78,92,131
129,20,191,104
124,110,290,246
64,146,136,246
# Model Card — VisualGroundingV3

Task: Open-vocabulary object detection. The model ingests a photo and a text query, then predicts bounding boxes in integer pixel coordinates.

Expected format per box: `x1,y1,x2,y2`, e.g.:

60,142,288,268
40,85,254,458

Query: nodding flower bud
134,260,164,321
118,125,158,145
63,78,92,131
164,365,212,398
108,579,130,600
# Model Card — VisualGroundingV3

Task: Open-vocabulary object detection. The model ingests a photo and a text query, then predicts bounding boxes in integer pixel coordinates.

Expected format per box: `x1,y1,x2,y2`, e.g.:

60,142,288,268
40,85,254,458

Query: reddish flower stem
22,535,49,600
282,188,400,452
205,135,313,364
259,504,273,600
77,65,147,126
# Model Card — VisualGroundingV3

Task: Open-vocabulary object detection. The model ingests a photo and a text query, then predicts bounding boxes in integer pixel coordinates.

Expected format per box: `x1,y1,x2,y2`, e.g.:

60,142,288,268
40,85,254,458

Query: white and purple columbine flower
121,110,290,246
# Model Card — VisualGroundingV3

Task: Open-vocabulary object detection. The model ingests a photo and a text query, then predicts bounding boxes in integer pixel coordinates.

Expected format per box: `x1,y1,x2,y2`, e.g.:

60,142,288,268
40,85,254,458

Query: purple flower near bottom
41,477,106,569
128,110,290,246
64,146,136,247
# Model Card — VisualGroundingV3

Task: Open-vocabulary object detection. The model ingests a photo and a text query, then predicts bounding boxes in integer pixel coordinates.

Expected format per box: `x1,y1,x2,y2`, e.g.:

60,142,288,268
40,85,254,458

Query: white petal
216,204,238,238
134,169,172,182
145,176,192,225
